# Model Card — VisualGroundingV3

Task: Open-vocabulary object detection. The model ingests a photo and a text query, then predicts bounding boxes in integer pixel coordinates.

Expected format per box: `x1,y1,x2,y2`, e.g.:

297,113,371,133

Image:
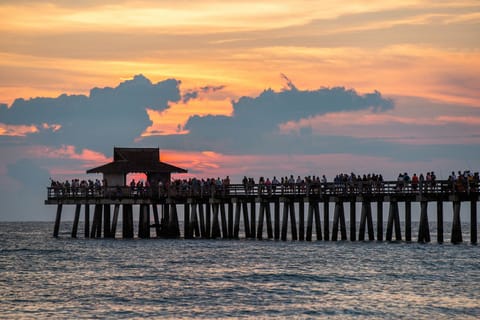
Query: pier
46,148,479,244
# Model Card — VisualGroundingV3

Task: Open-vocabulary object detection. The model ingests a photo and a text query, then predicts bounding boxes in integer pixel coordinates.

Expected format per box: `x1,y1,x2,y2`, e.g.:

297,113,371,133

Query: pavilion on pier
86,147,187,186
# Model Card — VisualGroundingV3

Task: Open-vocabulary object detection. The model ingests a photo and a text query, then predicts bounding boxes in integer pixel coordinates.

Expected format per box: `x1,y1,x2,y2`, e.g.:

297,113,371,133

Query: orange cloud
0,123,38,136
29,145,110,164
162,149,466,182
436,115,480,125
142,95,232,137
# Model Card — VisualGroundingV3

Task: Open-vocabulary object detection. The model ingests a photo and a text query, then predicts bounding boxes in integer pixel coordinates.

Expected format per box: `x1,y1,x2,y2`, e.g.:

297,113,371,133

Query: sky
0,0,479,221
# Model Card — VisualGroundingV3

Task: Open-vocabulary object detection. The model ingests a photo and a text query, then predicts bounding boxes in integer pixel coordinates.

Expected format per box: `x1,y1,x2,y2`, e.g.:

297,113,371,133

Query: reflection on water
0,222,479,319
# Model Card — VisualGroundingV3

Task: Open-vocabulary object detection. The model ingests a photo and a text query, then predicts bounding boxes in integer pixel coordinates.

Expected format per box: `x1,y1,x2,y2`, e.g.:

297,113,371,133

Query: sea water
0,222,479,319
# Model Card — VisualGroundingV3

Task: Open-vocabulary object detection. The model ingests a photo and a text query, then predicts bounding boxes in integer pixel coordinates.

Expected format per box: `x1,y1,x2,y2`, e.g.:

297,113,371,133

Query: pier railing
47,179,478,200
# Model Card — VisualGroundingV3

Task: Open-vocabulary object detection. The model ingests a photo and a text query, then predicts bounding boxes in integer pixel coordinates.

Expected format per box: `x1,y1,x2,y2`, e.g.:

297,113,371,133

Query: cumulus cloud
152,85,394,152
0,74,181,153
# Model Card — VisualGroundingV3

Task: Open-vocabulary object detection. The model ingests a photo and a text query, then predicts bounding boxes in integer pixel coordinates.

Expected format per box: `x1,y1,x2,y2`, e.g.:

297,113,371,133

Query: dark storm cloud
166,86,394,153
182,85,226,103
0,74,181,153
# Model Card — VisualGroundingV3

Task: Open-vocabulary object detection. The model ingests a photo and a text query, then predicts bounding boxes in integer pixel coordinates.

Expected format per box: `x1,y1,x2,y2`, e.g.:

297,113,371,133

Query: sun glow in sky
0,0,479,220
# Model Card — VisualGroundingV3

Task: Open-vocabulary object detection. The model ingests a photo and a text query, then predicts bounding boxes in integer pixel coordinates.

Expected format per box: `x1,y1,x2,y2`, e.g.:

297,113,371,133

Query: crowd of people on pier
48,170,479,199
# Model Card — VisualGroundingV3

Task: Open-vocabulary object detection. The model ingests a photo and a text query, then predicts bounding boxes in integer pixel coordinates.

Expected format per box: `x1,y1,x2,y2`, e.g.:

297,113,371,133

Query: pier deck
45,180,479,244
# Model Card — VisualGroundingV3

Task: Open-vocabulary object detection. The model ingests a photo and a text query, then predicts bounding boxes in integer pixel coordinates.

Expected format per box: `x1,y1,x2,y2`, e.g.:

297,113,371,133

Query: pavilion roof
86,147,187,174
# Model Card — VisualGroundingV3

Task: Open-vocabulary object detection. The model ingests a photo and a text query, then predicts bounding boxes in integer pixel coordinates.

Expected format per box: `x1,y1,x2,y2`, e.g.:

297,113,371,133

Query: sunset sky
0,0,479,220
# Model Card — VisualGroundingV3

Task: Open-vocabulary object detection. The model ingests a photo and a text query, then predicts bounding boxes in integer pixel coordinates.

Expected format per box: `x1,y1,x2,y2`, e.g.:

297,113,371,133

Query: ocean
0,222,479,319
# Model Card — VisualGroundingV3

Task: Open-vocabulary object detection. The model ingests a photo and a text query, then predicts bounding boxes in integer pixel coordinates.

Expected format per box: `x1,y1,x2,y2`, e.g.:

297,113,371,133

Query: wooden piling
111,204,120,238
169,203,180,238
471,200,477,245
299,199,305,241
242,201,250,238
323,201,330,241
84,204,90,238
143,204,151,239
265,201,273,239
91,204,102,238
289,201,298,240
53,204,63,238
71,204,81,238
418,201,430,243
198,202,206,238
405,201,412,242
123,204,134,239
306,201,322,241
220,202,228,239
234,201,241,238
211,203,221,239
332,201,347,241
250,201,256,239
274,199,280,240
191,203,200,238
359,201,374,241
451,201,462,244
281,199,289,241
152,204,161,238
257,201,265,240
163,203,170,236
228,202,234,239
103,204,111,238
377,201,383,241
205,202,211,239
386,201,402,241
436,201,443,244
184,203,191,239
350,200,356,241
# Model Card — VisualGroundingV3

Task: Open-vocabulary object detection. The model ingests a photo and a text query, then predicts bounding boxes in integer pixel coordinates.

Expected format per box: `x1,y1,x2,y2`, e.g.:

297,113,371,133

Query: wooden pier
46,181,479,244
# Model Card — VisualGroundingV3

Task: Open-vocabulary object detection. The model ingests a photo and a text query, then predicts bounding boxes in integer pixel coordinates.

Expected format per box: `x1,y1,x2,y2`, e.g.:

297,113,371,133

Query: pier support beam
152,204,161,238
184,203,191,239
250,201,256,239
290,201,298,240
405,201,412,242
138,204,150,239
377,201,383,241
281,199,297,240
418,201,430,243
323,201,330,241
350,200,356,241
211,203,221,239
198,203,206,238
84,204,90,238
220,202,228,239
451,201,462,244
274,199,280,240
228,202,234,239
111,204,120,238
241,201,251,238
71,204,81,238
205,203,211,239
359,201,374,241
299,199,305,241
386,201,402,241
471,200,477,245
437,201,443,244
103,204,111,238
122,204,134,239
234,201,241,239
91,204,102,238
53,204,63,238
191,203,200,238
257,201,273,240
306,201,322,241
168,203,180,238
332,201,347,241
